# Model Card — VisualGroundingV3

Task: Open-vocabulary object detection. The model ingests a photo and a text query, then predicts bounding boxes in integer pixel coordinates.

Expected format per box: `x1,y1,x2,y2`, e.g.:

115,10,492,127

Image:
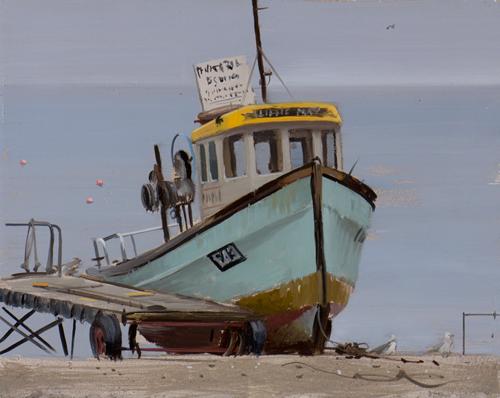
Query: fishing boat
87,1,376,354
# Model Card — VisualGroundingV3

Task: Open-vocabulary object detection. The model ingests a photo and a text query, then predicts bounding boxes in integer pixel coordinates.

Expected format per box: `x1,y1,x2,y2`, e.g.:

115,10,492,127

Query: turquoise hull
100,169,373,305
92,165,375,351
322,177,373,285
111,177,318,301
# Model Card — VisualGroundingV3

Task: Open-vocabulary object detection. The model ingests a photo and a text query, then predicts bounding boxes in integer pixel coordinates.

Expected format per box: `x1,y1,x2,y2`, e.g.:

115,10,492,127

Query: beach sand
0,353,498,397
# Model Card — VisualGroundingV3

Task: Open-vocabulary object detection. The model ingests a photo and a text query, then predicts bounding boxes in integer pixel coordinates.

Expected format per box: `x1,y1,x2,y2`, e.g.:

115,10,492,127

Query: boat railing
92,223,180,268
5,219,63,276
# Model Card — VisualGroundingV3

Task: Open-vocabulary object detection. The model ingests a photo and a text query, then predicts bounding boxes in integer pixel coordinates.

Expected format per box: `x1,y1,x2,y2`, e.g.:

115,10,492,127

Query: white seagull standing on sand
427,332,454,357
369,334,397,355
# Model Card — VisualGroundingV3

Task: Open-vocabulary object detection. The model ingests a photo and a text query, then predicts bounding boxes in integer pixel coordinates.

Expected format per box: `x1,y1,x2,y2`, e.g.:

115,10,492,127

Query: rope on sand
281,361,453,389
312,308,455,387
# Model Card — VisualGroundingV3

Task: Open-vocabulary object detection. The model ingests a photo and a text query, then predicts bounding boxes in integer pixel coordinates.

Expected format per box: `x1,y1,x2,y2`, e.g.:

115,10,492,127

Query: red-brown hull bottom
138,321,248,355
137,302,346,355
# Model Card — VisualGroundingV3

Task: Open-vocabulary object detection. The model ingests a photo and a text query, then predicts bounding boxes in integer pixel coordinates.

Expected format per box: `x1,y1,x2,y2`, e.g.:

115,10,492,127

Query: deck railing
92,224,180,268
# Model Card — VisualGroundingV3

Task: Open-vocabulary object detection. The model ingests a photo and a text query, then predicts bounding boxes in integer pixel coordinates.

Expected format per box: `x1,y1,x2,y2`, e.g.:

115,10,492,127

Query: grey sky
1,0,500,86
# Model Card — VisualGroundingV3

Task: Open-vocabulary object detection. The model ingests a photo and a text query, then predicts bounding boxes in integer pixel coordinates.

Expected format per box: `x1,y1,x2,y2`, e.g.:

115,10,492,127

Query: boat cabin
191,102,343,218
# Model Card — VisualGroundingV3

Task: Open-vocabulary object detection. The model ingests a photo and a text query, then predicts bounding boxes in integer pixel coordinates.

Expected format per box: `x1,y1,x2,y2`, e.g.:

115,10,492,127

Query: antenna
348,159,359,176
252,0,268,103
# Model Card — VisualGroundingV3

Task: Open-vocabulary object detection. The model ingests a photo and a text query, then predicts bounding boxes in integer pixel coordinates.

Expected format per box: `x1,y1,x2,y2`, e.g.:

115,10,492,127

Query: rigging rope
260,48,295,101
243,55,258,104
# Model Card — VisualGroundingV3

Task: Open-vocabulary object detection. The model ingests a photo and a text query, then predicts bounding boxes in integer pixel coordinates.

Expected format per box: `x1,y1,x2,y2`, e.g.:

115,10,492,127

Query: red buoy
86,196,94,204
19,159,28,166
96,179,104,187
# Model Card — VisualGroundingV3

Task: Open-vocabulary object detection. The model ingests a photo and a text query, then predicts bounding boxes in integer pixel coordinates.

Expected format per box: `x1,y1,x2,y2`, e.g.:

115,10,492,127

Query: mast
252,0,267,103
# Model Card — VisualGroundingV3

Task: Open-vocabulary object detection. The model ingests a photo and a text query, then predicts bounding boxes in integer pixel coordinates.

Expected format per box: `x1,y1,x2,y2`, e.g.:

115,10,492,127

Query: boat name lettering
202,189,222,207
243,107,331,119
207,243,246,272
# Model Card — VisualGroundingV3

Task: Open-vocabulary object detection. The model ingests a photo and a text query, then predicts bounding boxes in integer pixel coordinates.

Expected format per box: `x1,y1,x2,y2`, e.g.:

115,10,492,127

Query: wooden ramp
0,273,255,324
0,273,263,358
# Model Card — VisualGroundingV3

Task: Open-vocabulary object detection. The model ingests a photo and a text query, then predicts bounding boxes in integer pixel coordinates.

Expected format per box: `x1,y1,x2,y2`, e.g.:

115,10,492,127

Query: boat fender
249,320,267,355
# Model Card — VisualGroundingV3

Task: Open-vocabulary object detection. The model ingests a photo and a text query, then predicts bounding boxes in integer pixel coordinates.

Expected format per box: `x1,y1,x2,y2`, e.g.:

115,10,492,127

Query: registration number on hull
208,243,246,272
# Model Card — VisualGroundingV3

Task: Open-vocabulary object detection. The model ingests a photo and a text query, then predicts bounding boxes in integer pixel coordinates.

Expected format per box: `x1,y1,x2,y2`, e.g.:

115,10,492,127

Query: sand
0,353,498,397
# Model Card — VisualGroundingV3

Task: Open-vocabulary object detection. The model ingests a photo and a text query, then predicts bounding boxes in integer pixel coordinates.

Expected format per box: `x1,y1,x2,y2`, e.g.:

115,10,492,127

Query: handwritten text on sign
194,56,255,111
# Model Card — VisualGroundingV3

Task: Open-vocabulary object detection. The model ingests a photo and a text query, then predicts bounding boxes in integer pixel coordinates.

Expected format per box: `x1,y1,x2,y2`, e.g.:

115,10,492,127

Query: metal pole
117,234,128,261
462,312,465,355
52,223,63,276
130,235,138,257
92,239,102,268
252,0,267,103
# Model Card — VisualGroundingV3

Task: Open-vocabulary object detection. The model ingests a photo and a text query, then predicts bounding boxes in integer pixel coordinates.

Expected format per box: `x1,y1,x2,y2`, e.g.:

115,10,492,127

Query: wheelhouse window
289,129,313,169
208,141,218,180
223,134,246,178
321,129,337,168
199,144,208,183
253,130,283,175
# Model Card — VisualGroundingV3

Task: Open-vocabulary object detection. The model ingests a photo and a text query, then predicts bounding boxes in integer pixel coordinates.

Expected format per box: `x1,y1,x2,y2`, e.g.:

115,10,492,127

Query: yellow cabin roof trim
191,102,342,143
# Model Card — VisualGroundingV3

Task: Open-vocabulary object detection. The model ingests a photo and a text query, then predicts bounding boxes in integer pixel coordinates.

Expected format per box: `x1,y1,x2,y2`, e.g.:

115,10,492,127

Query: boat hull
92,164,375,353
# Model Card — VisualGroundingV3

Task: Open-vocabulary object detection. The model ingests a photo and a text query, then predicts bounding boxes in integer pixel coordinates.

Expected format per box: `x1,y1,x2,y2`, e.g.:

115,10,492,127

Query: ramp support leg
70,319,77,360
2,307,55,352
0,308,36,344
0,316,62,355
58,319,69,356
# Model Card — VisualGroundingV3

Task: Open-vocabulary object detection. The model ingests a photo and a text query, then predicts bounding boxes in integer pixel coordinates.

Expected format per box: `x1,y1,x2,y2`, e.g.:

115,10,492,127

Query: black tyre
89,312,122,360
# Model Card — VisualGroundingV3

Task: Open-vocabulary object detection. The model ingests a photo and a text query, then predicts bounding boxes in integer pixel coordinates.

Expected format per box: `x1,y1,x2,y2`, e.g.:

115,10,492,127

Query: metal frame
5,219,63,276
462,311,497,355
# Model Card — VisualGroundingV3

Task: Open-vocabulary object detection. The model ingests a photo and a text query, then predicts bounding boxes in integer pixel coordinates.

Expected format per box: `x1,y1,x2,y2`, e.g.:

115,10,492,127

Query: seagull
427,332,454,357
369,334,397,355
386,24,396,30
59,257,81,276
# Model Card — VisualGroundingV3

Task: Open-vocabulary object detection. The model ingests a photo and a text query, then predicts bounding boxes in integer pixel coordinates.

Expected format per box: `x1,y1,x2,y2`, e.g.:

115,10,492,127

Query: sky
0,0,499,359
1,0,500,87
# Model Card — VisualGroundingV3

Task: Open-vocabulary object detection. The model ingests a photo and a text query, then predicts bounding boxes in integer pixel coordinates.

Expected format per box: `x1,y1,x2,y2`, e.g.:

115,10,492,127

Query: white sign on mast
194,55,255,112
